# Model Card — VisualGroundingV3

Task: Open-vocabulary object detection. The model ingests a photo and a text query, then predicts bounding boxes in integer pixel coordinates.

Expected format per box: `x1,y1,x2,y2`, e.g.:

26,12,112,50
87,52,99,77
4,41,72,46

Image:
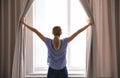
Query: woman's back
45,38,68,70
52,36,61,50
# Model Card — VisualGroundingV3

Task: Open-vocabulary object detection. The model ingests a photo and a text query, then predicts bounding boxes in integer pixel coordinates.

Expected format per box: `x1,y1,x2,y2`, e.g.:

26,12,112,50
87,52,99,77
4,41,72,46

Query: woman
20,18,94,78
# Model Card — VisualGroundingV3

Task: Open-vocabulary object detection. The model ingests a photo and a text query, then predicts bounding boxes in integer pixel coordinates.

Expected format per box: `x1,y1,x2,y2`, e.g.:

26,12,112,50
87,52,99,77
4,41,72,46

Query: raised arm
20,18,46,41
68,19,94,42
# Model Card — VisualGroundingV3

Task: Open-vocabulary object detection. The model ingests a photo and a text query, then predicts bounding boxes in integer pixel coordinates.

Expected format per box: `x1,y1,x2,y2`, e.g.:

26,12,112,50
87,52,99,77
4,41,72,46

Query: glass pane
70,0,88,69
33,0,68,71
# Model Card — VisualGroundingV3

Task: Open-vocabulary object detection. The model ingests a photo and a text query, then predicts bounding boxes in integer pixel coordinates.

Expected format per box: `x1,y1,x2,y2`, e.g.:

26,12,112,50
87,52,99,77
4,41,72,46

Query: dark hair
52,26,62,36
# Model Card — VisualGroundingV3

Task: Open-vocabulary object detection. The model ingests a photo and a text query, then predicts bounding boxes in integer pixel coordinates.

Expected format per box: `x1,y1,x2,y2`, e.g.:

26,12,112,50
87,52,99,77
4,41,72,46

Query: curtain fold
12,0,34,78
80,0,119,78
0,0,34,78
79,0,97,78
115,0,120,77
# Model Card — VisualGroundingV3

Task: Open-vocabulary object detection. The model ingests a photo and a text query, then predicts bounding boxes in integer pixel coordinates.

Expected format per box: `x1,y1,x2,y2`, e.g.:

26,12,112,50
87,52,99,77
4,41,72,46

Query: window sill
26,70,86,78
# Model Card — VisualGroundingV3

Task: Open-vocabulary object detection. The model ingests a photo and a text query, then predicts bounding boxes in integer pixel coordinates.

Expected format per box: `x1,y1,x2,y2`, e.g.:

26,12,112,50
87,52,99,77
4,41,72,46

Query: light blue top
45,38,68,70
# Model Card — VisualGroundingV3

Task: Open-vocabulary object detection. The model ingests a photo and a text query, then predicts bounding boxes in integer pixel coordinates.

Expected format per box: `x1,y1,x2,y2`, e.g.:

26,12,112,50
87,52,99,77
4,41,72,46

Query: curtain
116,0,120,77
80,0,119,78
0,0,34,78
79,0,97,77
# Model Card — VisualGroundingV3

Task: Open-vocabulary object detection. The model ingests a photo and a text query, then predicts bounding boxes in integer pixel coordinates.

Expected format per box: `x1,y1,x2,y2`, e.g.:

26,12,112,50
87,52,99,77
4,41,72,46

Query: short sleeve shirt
45,38,68,70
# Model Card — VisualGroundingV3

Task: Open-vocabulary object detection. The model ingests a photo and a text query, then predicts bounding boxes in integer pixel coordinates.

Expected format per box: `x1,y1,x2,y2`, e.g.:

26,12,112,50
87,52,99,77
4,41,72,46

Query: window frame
25,0,87,77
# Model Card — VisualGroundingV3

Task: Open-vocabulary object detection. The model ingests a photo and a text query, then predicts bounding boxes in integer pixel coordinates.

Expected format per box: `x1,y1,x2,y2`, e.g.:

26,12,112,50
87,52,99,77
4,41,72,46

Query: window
26,0,88,77
33,0,88,73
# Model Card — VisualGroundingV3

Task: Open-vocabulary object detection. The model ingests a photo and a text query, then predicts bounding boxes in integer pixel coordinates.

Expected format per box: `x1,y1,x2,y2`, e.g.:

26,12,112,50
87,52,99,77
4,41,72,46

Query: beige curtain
91,0,119,78
80,0,120,78
0,0,34,78
79,0,97,77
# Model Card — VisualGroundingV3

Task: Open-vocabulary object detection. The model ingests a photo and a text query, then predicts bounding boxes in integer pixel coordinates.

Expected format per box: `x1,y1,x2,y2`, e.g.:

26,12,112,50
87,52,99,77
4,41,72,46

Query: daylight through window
33,0,88,74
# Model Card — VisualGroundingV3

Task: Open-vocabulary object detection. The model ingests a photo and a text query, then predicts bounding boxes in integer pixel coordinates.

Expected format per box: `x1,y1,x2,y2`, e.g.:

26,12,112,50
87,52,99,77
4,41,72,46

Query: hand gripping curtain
12,0,34,78
79,0,97,78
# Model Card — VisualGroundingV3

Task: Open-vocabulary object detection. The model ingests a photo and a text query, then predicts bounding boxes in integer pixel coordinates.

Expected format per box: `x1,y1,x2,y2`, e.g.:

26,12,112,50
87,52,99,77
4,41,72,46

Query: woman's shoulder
61,38,69,44
45,37,52,40
61,37,68,41
44,37,52,43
